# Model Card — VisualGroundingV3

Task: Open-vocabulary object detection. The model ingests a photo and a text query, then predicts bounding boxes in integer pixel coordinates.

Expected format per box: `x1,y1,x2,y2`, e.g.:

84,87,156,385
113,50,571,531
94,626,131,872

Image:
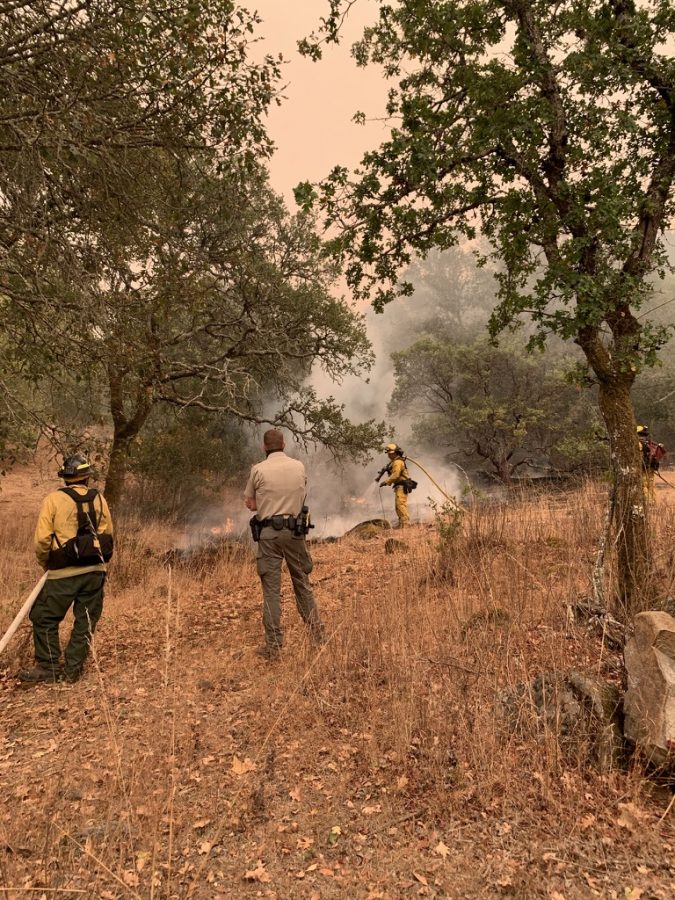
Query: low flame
350,496,367,505
210,518,234,536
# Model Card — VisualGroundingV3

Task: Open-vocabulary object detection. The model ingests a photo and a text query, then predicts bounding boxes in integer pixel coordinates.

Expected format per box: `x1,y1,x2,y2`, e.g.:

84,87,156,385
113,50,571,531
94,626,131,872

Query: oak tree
97,167,377,506
391,337,604,482
0,2,382,504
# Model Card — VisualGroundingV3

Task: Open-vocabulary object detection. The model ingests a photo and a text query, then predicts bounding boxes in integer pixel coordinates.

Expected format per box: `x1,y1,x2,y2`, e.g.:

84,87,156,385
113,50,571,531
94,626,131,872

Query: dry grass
1,476,675,898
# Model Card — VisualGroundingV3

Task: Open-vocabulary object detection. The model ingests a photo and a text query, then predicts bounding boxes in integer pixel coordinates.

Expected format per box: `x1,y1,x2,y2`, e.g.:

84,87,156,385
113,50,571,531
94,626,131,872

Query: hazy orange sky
252,1,388,203
252,4,675,212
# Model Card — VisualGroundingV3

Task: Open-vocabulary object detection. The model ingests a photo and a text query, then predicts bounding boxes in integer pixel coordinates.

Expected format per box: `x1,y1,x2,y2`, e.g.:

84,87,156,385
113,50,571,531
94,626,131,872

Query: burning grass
1,478,675,896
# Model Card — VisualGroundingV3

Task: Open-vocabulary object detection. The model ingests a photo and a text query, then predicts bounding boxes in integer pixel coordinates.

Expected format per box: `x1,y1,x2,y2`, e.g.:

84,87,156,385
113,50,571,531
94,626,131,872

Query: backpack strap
59,487,101,533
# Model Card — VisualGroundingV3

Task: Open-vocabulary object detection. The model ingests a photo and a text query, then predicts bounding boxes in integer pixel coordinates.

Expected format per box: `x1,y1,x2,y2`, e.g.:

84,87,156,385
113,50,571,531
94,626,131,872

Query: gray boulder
344,518,391,539
498,671,623,772
624,611,675,766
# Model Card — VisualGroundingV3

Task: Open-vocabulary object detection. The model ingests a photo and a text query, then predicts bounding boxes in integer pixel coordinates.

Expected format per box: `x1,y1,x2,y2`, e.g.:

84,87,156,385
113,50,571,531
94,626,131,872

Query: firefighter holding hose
377,443,416,528
18,454,113,685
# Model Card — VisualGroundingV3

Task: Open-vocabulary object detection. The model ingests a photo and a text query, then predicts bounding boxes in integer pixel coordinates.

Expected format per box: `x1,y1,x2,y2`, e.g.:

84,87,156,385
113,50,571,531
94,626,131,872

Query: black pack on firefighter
48,487,114,569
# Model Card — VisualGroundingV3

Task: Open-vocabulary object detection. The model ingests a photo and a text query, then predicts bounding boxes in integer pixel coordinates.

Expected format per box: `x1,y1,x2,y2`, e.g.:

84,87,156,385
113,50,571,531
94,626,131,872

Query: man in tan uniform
19,453,113,684
244,429,323,659
380,443,412,527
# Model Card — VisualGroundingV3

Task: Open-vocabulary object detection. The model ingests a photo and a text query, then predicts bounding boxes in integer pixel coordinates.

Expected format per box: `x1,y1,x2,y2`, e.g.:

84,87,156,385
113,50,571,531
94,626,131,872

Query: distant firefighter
377,443,417,528
637,424,666,502
19,454,113,685
244,429,324,660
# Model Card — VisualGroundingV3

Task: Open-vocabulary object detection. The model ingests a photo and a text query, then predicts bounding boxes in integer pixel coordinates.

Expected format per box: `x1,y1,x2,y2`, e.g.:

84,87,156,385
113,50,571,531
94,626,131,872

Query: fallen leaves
135,850,151,872
362,804,381,815
327,825,342,846
122,869,140,887
1,512,673,900
231,756,256,776
30,738,57,759
617,802,648,833
243,860,271,883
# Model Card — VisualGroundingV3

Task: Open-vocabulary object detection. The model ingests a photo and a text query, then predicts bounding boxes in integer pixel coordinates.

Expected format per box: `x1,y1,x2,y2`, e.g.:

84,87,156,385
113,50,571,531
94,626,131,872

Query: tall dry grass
1,478,674,897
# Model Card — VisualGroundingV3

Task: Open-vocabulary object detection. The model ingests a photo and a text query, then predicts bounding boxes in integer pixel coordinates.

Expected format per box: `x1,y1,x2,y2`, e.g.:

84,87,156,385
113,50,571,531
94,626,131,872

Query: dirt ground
1,468,675,898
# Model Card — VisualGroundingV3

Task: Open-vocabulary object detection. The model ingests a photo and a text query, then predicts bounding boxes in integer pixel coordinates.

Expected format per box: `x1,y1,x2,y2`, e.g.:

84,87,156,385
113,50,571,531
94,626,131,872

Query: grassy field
1,471,675,898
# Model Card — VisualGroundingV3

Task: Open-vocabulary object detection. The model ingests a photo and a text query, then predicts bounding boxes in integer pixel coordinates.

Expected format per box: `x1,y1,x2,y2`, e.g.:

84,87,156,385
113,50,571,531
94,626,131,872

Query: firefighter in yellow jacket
637,424,665,503
19,454,113,685
380,443,412,528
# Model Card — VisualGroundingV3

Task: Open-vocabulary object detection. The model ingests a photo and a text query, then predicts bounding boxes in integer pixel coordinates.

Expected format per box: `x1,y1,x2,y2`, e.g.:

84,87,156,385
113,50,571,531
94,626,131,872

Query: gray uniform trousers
256,527,322,648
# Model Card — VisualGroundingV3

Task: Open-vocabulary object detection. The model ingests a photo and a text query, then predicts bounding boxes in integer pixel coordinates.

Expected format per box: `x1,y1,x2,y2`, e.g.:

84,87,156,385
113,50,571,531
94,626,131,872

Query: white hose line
0,571,48,656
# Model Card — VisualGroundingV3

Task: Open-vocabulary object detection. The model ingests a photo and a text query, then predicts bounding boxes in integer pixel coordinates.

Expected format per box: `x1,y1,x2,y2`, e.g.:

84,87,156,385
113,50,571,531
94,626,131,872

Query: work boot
309,624,326,646
17,664,62,685
255,644,281,662
60,668,82,684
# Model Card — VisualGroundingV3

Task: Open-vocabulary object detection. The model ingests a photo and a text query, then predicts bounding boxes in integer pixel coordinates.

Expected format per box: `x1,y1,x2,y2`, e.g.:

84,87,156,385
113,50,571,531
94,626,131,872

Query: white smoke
301,439,464,538
200,299,465,541
298,301,465,536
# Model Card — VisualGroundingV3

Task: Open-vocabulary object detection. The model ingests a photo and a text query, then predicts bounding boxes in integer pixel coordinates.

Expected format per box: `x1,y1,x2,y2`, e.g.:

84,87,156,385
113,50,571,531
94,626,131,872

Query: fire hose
404,456,463,513
0,571,48,656
656,470,675,490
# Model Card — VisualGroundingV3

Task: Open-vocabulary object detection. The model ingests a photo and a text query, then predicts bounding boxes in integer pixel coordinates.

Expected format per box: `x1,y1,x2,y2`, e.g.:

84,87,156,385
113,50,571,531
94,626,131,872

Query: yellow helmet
385,442,401,454
636,424,649,436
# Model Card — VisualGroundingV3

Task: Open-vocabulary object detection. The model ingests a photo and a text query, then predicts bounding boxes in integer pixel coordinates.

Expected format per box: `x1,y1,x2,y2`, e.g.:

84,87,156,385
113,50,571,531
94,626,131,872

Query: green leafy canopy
300,0,675,381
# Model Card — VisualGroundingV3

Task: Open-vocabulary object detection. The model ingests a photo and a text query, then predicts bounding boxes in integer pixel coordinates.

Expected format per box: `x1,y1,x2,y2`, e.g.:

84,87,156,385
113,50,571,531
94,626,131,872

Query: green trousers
256,528,322,648
29,571,105,676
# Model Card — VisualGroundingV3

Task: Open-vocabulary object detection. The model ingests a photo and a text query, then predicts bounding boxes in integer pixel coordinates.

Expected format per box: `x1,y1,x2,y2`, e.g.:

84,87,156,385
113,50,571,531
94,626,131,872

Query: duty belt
250,508,313,542
258,514,297,530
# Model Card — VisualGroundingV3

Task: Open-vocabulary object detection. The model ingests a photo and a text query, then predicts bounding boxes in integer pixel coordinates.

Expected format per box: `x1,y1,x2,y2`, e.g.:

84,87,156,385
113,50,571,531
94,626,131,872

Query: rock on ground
499,671,623,772
624,610,675,767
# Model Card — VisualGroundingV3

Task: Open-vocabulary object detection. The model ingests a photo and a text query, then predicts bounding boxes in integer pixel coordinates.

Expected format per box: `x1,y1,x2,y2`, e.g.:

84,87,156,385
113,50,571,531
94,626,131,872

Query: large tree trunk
104,365,153,510
494,456,512,484
104,431,134,510
597,376,651,619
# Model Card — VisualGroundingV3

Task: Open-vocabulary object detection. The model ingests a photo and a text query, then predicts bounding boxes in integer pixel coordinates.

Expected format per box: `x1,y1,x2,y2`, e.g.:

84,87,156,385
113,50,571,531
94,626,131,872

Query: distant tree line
388,249,675,484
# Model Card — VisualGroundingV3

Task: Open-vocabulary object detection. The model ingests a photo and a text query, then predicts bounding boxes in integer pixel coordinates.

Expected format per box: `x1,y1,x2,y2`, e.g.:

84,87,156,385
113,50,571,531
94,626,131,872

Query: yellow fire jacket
34,485,113,580
384,457,409,487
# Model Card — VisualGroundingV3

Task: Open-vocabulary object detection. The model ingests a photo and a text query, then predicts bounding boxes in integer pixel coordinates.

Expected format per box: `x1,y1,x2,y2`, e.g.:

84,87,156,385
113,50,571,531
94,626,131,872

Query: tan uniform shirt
244,451,307,520
35,485,113,580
